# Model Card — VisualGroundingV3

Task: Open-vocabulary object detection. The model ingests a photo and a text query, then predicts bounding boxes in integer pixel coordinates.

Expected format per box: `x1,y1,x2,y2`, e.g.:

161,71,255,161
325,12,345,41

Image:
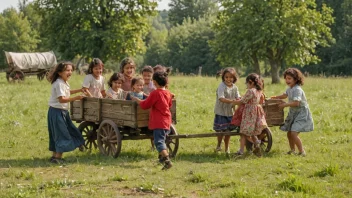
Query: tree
166,17,221,75
168,0,218,26
34,0,157,61
214,0,334,83
0,8,39,69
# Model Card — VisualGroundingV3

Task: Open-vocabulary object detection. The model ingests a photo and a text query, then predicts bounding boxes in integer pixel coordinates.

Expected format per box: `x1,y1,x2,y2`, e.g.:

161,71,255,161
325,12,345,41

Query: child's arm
70,88,84,95
58,95,85,103
271,93,287,99
82,87,93,97
101,90,106,98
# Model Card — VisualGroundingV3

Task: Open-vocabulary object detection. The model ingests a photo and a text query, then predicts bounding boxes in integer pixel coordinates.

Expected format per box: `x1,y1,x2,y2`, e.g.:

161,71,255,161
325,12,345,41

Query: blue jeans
153,129,170,153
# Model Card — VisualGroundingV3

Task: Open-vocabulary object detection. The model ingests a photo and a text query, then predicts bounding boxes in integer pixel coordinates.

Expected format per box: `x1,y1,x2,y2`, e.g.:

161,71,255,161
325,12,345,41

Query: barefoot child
213,67,241,155
82,58,106,98
47,61,85,163
132,71,173,170
106,73,125,100
232,73,267,157
272,68,313,156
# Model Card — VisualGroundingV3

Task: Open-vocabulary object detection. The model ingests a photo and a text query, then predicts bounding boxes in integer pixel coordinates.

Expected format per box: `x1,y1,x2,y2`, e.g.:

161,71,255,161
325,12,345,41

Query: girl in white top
47,61,85,164
106,72,125,100
82,58,106,98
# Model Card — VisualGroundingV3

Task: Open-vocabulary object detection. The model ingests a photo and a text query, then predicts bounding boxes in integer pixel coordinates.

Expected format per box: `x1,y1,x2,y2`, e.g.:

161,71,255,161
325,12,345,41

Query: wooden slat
137,120,149,128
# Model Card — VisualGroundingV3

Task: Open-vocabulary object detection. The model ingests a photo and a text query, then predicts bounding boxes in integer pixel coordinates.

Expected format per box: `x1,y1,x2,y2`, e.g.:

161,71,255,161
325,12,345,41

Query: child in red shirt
132,71,173,170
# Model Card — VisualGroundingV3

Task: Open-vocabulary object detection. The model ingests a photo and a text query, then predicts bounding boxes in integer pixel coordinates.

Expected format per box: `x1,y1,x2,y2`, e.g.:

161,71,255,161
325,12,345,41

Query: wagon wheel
97,120,122,158
166,124,179,158
9,70,25,81
245,128,273,153
37,71,46,81
78,122,98,150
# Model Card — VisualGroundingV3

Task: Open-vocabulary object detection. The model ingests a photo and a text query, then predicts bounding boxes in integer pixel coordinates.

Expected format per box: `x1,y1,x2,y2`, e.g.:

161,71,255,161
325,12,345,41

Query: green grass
0,73,351,197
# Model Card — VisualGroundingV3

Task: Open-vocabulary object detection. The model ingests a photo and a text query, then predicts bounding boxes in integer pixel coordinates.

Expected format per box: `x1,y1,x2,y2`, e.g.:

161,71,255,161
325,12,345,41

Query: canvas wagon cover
4,51,57,70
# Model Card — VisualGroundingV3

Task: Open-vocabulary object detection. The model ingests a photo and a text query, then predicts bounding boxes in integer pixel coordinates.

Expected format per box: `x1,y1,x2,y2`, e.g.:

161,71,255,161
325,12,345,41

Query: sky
0,0,170,12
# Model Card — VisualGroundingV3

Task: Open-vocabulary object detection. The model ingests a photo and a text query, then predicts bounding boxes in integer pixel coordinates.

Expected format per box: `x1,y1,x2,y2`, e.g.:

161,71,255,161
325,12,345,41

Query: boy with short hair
132,71,173,170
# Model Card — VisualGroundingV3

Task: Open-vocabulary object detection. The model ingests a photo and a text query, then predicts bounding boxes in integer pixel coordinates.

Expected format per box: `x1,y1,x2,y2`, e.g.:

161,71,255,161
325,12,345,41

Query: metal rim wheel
166,124,179,158
245,128,273,152
97,120,122,158
78,122,98,150
9,70,25,81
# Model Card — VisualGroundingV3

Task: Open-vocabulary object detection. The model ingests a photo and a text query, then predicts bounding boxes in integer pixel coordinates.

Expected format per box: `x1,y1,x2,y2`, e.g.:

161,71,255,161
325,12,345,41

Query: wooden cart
70,98,283,158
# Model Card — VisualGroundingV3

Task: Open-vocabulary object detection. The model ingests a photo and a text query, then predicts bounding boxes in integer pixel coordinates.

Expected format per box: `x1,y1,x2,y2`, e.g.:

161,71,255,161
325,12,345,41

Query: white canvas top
4,51,57,70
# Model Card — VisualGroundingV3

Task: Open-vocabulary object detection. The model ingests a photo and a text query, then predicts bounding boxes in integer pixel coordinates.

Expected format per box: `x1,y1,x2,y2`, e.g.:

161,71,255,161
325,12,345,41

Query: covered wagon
4,51,57,82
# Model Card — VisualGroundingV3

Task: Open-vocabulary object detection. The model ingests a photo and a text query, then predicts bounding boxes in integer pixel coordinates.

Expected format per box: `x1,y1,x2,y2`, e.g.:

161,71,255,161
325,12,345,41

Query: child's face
92,65,103,78
223,72,234,87
133,80,144,92
111,79,122,91
142,71,153,84
285,75,296,88
123,64,135,78
59,65,73,82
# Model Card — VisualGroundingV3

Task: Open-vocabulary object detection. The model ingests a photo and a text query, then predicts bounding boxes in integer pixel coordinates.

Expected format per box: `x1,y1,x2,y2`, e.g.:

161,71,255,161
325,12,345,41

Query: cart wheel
9,70,25,81
37,71,46,81
245,128,273,152
78,122,98,150
166,124,179,158
97,120,122,158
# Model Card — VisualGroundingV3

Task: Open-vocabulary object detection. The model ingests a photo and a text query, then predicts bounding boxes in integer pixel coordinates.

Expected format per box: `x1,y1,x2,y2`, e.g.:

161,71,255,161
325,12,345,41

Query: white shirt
48,78,70,110
214,82,241,116
82,74,105,98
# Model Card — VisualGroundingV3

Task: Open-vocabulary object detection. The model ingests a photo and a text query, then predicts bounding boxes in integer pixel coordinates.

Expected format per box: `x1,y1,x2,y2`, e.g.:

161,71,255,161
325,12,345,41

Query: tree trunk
269,58,281,84
251,52,261,75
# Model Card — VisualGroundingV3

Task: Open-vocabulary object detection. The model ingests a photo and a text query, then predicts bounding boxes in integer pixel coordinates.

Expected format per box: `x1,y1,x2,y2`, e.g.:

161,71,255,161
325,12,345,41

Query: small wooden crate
70,98,176,128
263,99,284,126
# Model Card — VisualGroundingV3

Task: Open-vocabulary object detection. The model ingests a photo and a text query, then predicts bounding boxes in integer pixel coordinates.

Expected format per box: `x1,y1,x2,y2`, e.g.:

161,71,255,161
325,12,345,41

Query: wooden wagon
70,98,283,158
4,51,57,82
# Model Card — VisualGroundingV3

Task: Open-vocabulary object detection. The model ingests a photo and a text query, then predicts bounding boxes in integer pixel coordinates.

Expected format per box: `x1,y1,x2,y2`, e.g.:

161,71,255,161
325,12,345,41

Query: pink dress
240,88,267,136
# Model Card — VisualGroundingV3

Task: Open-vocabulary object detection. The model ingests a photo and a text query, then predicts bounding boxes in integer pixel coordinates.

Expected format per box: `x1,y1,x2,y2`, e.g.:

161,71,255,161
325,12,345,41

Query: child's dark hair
246,73,263,90
153,65,172,74
141,65,153,74
153,71,168,86
283,68,304,86
88,58,104,74
221,67,238,83
120,57,136,73
108,73,124,88
131,77,143,89
48,61,75,84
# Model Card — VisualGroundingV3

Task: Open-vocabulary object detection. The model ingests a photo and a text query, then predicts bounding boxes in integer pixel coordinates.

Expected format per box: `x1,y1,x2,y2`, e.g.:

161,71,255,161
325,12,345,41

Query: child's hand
278,103,286,109
131,96,139,102
271,96,278,99
106,93,113,98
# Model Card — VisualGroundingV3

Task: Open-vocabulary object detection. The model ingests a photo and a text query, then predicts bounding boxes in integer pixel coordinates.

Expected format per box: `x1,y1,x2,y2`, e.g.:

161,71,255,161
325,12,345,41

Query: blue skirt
213,114,232,132
47,107,84,153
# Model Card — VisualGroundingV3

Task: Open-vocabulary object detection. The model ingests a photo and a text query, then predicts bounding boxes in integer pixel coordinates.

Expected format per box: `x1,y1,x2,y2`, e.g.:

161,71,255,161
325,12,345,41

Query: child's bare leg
251,136,260,146
291,132,303,152
239,135,246,152
217,135,223,148
224,136,230,152
287,132,295,151
160,149,169,157
54,152,63,159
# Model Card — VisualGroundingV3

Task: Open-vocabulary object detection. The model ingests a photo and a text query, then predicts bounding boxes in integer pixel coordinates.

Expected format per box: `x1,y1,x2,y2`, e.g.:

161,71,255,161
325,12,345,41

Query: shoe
49,156,55,162
234,150,244,156
160,156,173,170
214,147,222,153
225,149,230,157
298,151,306,157
287,150,296,155
78,145,85,152
50,158,66,164
253,142,262,157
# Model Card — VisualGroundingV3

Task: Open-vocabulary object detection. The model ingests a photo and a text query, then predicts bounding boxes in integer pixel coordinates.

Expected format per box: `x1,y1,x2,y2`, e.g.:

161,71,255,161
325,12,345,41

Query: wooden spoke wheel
9,70,25,81
245,128,273,152
37,71,46,81
166,124,179,158
78,122,98,150
97,120,122,158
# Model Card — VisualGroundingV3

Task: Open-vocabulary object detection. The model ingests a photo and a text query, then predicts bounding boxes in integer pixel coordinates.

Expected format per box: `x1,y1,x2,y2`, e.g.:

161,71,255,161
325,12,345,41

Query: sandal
50,158,66,164
78,145,85,152
286,150,296,155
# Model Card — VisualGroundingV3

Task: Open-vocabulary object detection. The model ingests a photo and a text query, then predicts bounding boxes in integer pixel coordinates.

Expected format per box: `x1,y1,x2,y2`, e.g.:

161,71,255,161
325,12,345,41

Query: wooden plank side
137,120,149,128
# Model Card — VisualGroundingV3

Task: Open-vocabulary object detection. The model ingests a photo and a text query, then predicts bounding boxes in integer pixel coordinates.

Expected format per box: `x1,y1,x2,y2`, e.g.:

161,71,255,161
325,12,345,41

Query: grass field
0,73,351,197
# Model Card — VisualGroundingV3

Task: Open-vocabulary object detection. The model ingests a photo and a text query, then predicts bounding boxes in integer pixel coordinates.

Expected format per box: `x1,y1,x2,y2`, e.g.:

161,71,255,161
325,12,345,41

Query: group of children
47,58,174,169
213,67,314,157
46,58,314,168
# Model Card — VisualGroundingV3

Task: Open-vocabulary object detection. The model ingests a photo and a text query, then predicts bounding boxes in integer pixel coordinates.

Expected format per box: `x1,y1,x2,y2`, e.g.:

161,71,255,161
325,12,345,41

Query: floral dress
240,88,267,136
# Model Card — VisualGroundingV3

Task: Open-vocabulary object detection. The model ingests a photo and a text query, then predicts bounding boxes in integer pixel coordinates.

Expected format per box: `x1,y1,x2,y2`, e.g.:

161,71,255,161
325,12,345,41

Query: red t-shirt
140,88,172,130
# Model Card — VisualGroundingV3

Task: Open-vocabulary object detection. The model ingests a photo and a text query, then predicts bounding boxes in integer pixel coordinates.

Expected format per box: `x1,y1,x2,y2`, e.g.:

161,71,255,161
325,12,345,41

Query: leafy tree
214,0,334,83
168,0,218,26
0,8,39,69
34,0,157,61
166,17,221,75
